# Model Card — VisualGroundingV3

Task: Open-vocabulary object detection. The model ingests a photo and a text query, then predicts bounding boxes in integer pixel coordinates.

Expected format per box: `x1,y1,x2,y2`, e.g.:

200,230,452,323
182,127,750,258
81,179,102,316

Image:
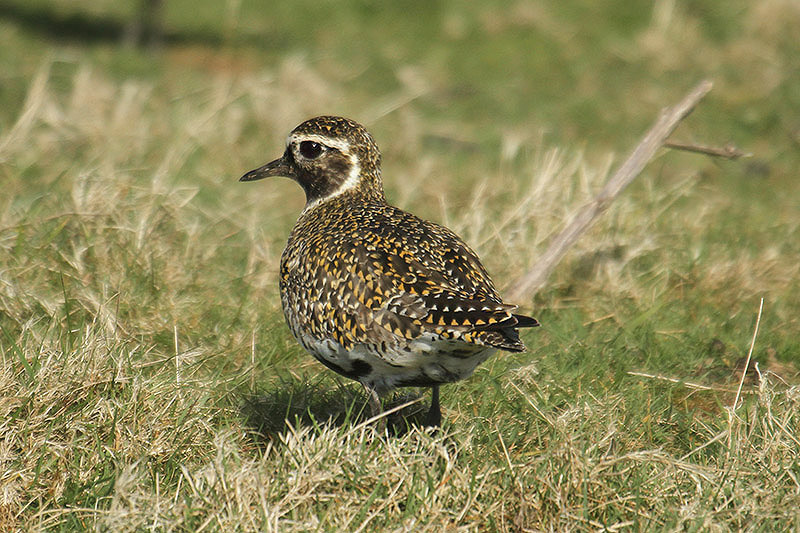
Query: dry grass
2,1,800,530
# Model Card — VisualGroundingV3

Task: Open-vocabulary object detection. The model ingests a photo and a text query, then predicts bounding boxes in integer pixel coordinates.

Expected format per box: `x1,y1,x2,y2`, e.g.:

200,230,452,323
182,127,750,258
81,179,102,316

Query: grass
1,0,799,530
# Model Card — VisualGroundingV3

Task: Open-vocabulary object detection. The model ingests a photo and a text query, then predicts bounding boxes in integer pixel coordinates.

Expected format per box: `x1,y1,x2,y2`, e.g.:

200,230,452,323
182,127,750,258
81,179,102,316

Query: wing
337,207,539,352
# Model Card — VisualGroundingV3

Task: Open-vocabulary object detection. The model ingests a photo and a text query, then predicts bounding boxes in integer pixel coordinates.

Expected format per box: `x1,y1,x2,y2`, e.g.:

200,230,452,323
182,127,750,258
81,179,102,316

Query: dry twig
664,140,749,160
507,80,714,301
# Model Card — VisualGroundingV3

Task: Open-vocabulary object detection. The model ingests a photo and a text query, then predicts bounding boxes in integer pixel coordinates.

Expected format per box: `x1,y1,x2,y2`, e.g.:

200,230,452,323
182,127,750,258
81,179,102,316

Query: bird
240,116,539,427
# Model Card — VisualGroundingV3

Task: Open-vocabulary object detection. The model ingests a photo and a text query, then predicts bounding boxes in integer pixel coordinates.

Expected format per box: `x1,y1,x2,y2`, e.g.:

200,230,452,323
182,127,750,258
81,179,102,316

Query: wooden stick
664,140,749,160
506,80,713,301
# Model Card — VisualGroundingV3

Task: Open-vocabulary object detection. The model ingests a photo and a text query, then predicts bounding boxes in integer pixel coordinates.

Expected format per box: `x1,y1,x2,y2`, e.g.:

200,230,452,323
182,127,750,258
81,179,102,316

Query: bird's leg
423,385,442,427
361,383,388,432
362,383,382,418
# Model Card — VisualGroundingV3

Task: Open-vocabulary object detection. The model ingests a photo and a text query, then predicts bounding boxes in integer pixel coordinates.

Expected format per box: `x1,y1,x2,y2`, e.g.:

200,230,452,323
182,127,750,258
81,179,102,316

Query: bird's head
240,116,384,210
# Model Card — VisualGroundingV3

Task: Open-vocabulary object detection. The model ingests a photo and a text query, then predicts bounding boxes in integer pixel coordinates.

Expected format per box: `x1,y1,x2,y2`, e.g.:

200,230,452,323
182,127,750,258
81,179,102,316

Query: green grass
1,0,799,530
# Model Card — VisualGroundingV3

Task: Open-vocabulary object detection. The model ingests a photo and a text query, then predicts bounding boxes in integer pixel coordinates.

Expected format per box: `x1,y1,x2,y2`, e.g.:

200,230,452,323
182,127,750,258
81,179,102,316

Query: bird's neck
301,174,386,215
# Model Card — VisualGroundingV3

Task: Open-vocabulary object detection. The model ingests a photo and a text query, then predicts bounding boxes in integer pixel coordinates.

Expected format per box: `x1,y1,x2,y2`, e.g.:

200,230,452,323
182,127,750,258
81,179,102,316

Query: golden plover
240,116,538,426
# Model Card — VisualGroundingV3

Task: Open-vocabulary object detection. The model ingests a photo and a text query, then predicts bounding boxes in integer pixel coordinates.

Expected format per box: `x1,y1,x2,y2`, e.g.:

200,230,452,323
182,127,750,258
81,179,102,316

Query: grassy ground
1,0,799,530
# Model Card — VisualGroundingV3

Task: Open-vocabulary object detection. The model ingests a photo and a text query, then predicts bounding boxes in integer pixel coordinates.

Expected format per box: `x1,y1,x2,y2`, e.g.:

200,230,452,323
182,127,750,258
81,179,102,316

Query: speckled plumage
240,116,539,426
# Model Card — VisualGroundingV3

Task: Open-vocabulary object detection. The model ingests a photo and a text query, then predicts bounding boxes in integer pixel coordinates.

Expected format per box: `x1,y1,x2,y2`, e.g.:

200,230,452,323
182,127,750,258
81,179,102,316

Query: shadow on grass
0,2,280,48
240,377,433,442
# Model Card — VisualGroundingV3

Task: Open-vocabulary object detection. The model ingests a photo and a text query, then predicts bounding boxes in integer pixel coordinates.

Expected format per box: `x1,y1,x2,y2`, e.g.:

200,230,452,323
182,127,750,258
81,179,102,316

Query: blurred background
2,0,798,158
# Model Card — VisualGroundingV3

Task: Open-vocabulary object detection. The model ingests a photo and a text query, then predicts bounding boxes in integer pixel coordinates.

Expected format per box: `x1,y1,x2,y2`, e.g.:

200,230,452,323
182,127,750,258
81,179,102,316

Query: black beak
239,153,294,182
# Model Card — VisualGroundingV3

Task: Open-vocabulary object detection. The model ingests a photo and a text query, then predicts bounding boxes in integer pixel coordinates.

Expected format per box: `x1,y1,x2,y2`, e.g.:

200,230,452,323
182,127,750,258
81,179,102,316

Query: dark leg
423,385,442,427
362,383,382,417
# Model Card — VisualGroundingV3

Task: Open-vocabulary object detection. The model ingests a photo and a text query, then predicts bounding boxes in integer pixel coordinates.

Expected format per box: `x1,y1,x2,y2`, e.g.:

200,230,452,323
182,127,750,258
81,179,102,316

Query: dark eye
299,141,323,159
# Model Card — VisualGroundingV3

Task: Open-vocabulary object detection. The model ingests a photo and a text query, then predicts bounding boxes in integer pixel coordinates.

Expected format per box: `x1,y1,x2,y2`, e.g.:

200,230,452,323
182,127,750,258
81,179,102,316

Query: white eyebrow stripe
288,133,351,153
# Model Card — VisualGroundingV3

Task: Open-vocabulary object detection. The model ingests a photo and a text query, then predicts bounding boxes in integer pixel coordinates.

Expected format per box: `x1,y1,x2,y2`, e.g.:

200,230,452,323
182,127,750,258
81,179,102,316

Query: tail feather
512,313,540,328
479,312,539,352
